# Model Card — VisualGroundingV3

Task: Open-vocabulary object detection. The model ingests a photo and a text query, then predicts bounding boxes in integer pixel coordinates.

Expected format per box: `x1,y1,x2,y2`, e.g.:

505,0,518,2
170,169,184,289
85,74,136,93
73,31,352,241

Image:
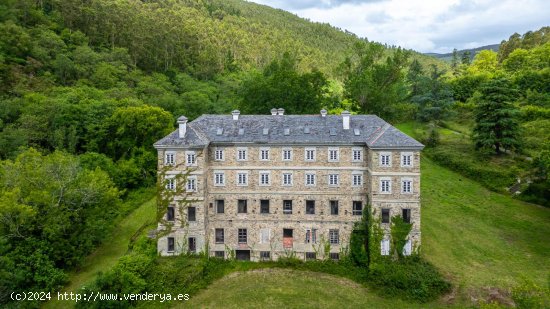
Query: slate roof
154,114,424,150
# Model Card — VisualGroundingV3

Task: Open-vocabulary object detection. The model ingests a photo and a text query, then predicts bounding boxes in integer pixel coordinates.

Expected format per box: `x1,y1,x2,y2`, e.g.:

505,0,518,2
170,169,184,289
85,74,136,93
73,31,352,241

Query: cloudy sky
248,0,548,53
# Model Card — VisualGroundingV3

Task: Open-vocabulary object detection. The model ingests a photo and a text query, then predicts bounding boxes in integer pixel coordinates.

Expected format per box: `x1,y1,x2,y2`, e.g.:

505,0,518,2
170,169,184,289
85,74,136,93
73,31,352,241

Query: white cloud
249,0,549,53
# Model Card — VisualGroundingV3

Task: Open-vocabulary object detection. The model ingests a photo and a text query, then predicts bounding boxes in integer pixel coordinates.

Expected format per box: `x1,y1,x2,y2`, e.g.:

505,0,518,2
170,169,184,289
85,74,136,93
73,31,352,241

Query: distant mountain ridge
425,44,500,62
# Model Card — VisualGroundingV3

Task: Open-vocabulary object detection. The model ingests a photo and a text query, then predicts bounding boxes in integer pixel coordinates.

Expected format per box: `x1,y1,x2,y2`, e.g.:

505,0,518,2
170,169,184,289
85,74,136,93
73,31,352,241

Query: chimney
177,116,188,138
341,110,350,130
232,110,240,120
277,108,285,116
271,108,278,115
320,109,327,117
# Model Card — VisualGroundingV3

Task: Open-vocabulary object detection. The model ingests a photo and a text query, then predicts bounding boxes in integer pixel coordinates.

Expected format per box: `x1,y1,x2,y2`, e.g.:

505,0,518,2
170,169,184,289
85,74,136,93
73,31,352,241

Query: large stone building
153,109,424,261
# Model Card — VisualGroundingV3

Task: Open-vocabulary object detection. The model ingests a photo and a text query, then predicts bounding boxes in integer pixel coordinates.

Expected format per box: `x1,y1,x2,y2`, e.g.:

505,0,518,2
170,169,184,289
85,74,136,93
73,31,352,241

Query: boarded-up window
403,239,412,256
382,239,390,255
260,228,271,244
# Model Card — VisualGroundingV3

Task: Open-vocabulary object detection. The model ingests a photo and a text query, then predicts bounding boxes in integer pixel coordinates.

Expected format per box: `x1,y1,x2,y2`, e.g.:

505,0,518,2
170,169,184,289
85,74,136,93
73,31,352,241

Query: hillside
425,44,500,62
49,0,442,78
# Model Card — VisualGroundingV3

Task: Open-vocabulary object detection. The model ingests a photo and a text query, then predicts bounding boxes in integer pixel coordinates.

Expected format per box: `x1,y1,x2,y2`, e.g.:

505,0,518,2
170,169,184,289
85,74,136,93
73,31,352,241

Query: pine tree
472,78,521,154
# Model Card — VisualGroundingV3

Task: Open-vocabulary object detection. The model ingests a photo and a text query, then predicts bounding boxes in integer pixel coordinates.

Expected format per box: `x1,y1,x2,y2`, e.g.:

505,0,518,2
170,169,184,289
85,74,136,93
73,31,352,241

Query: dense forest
0,0,548,306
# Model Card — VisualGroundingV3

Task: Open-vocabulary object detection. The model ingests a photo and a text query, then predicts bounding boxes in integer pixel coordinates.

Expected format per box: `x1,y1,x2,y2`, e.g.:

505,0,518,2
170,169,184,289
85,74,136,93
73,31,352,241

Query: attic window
284,128,290,135
304,127,310,134
263,128,269,135
238,128,244,135
354,128,360,136
216,128,223,135
329,128,336,136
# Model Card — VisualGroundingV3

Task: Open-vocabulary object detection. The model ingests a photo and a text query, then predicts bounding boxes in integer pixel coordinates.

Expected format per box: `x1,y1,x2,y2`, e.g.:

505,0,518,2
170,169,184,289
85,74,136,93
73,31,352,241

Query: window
216,199,225,214
305,229,317,244
283,200,293,214
260,200,270,214
352,173,363,186
380,178,391,193
238,199,247,213
328,148,339,162
282,149,292,161
215,228,224,243
237,148,247,161
330,200,339,215
330,252,340,261
402,209,411,224
214,172,225,186
167,237,175,252
381,239,390,256
260,148,270,160
260,251,271,261
260,228,271,244
352,148,363,162
165,152,175,165
188,237,196,253
328,174,339,186
329,229,339,244
402,179,412,193
237,172,248,186
305,252,316,260
214,148,224,161
166,177,176,191
283,229,293,238
186,177,196,192
305,148,316,161
305,173,316,186
305,200,315,214
187,207,196,222
259,171,270,186
353,201,363,216
238,228,247,244
166,205,175,221
403,240,412,256
380,152,391,167
186,151,196,166
215,251,225,258
282,173,293,186
401,152,412,167
382,208,390,223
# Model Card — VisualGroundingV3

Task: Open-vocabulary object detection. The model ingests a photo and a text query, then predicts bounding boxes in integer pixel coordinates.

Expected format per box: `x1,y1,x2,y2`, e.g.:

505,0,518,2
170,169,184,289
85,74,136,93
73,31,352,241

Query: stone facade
154,111,423,260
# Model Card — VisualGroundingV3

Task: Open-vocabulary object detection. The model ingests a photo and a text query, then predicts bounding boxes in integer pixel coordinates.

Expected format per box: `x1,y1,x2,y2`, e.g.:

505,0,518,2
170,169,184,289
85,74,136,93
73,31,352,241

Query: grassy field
44,192,156,309
178,269,434,309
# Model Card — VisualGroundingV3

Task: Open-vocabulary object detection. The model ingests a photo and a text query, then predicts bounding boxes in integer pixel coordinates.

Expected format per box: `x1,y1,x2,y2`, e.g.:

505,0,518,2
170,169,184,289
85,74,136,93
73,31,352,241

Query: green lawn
421,156,550,289
178,269,433,309
44,194,156,309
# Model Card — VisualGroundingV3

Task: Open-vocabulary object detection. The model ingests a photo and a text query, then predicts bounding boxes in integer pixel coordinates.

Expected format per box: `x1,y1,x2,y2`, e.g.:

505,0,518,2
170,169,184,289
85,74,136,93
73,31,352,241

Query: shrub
368,256,451,302
511,279,550,309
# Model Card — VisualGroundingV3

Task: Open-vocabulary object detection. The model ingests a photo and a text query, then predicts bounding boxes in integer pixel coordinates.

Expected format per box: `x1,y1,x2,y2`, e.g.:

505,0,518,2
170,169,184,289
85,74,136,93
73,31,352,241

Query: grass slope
44,193,156,309
178,269,427,309
421,157,550,288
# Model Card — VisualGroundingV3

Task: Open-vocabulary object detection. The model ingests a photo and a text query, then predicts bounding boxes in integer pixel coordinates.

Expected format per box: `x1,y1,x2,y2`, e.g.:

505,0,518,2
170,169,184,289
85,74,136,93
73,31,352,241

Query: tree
343,42,411,121
239,52,329,114
451,48,459,75
411,65,454,122
461,50,471,65
472,78,521,154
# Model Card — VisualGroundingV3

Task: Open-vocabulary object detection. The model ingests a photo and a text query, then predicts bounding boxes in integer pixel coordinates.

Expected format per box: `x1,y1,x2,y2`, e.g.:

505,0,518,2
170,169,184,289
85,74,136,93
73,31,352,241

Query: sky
248,0,549,54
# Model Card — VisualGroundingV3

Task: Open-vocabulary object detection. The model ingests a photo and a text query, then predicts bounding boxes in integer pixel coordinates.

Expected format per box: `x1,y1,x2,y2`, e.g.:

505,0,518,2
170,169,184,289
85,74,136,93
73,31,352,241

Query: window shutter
403,239,412,256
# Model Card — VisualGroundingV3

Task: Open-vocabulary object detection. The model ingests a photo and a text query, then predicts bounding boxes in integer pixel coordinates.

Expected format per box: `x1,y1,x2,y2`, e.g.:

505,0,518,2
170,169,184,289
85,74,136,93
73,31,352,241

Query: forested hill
44,0,442,78
425,44,500,62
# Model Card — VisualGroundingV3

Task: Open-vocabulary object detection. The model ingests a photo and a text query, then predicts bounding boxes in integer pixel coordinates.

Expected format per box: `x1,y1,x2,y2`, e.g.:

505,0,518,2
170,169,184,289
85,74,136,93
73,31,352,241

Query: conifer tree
472,78,521,154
